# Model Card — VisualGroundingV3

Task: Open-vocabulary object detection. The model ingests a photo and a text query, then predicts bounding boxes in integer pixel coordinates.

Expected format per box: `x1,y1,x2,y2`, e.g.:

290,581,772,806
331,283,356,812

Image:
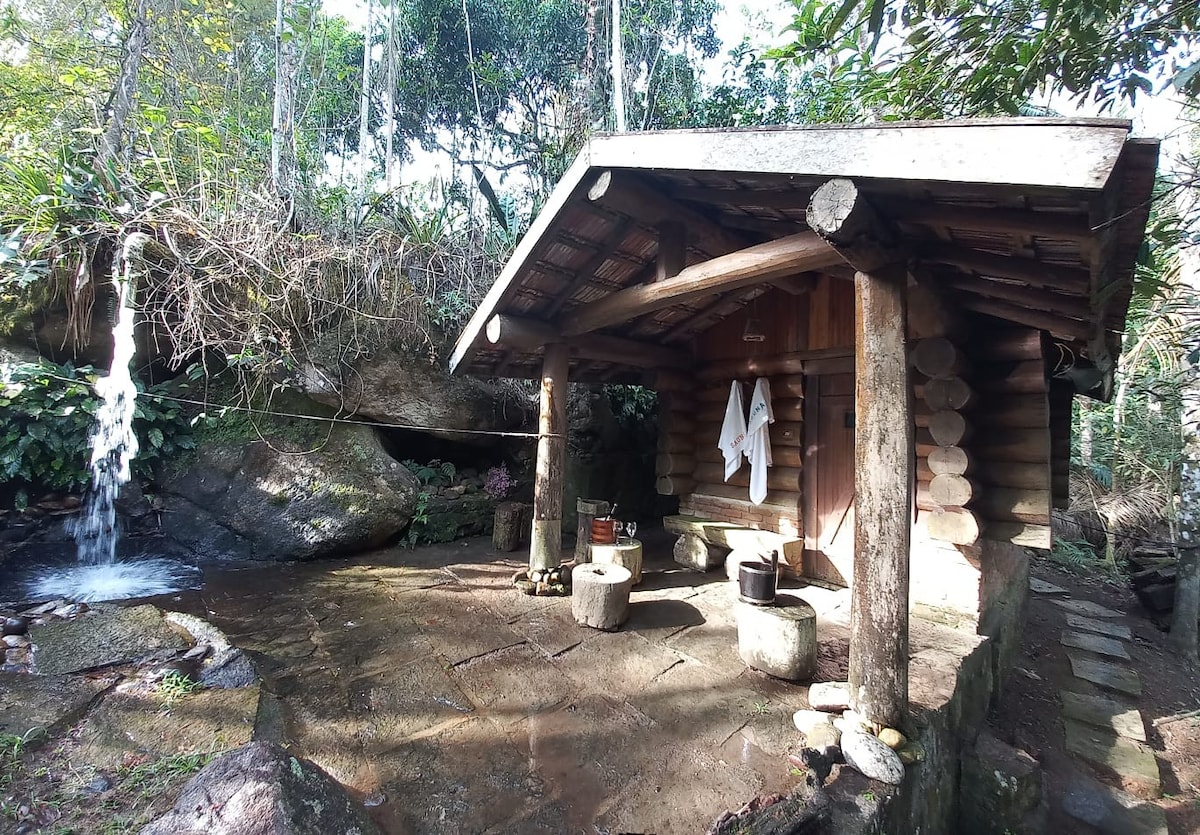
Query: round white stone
841,731,905,785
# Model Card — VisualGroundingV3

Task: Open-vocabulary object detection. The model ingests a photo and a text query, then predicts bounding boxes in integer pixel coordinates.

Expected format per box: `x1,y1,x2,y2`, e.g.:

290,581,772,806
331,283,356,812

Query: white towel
744,377,775,504
717,380,747,481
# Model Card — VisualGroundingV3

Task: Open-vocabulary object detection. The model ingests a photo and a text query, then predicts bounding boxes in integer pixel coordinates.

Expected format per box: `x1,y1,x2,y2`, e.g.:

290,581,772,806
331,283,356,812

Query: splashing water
68,241,140,565
26,234,201,603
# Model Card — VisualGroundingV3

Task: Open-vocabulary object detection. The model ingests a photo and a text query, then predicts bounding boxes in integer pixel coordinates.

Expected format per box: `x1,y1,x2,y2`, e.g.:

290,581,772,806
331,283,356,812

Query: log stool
571,564,633,631
575,498,610,563
589,539,643,584
736,594,817,681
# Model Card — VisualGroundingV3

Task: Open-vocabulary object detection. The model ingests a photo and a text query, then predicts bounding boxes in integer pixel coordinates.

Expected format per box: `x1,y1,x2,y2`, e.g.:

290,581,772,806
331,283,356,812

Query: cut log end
926,508,982,546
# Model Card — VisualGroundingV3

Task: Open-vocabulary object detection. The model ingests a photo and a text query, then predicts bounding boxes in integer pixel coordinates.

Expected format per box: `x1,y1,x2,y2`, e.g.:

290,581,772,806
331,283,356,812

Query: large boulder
139,741,381,835
298,349,529,442
160,419,417,561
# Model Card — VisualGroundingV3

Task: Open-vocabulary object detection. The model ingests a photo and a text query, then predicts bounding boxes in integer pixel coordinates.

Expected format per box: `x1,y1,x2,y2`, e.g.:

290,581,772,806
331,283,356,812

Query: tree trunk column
848,266,913,729
530,343,570,572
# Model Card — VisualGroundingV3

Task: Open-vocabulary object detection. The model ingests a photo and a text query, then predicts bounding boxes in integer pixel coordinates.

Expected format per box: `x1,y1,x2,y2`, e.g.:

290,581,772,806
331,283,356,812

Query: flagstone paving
1060,691,1147,742
1051,585,1164,817
1061,629,1132,660
1053,598,1125,619
1066,652,1143,697
1064,720,1161,798
1065,613,1133,640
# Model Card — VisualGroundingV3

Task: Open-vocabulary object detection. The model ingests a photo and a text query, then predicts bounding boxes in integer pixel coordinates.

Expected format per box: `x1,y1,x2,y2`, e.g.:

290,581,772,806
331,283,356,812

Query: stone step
1065,614,1132,640
1067,653,1142,697
1061,773,1167,834
1061,630,1131,660
1063,720,1160,799
1054,599,1125,619
1060,691,1147,741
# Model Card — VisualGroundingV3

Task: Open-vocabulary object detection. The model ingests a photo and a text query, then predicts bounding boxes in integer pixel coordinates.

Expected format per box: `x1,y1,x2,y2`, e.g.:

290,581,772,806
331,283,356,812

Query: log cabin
449,119,1159,728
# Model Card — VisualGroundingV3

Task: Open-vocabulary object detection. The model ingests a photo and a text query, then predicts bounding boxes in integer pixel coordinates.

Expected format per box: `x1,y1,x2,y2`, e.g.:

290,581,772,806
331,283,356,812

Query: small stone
808,681,850,712
535,581,551,595
85,774,113,794
6,647,30,665
530,570,545,584
841,730,905,785
3,616,29,636
515,579,535,595
793,709,836,735
878,728,907,750
3,634,29,649
363,790,387,807
804,725,841,752
182,644,211,661
52,602,88,618
21,600,65,617
897,742,925,765
840,709,878,735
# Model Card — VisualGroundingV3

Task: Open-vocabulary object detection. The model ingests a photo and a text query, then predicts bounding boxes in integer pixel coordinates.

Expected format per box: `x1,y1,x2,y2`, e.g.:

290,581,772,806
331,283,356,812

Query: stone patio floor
193,529,982,834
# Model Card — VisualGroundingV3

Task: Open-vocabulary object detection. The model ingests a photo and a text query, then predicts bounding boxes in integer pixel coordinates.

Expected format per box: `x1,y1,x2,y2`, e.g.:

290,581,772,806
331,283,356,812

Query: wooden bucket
591,518,616,545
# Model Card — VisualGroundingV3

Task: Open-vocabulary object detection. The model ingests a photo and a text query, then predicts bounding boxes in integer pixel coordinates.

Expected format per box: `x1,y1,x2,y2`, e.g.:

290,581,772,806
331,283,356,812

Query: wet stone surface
0,670,113,738
29,604,188,675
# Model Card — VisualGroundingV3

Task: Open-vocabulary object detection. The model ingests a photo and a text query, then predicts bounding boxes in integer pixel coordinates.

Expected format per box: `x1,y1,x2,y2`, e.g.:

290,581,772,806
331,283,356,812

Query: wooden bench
663,515,803,570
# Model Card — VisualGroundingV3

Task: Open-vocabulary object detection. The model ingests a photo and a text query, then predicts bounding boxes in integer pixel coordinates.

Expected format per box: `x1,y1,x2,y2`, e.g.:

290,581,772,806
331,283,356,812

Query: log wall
654,277,855,569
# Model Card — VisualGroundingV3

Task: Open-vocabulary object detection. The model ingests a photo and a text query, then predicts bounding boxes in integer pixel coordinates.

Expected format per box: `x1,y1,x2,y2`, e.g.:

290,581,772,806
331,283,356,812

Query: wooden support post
849,265,912,729
530,343,569,572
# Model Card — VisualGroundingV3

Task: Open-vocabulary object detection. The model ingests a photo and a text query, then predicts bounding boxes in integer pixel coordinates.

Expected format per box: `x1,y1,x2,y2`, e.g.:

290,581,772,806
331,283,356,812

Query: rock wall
160,418,417,561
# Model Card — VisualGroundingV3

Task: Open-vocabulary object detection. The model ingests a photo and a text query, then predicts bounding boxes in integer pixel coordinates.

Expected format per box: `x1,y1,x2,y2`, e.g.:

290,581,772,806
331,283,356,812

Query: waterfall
21,233,200,603
69,234,142,564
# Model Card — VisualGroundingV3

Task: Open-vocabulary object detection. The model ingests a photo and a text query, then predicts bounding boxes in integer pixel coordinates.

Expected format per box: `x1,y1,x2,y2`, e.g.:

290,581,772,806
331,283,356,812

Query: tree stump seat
571,564,633,631
589,539,643,584
736,594,817,681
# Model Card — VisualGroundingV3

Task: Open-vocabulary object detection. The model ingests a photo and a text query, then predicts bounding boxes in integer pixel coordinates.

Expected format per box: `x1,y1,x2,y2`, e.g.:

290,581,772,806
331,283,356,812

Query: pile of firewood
1128,545,1178,624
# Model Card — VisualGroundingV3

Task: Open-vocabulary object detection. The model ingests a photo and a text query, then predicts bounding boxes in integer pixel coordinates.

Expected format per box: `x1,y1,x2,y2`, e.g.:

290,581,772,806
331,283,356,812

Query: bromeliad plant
0,359,193,506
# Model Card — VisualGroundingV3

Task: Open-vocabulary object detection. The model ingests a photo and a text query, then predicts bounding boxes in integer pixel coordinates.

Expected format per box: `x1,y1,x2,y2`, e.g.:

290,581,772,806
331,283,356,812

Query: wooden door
804,372,855,586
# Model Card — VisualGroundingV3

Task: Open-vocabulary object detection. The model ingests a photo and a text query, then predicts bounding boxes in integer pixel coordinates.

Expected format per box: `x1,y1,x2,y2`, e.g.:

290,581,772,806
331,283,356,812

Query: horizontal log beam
807,178,903,273
956,296,1093,341
698,348,852,381
692,482,800,508
946,276,1092,321
587,170,748,258
921,242,1091,293
486,314,693,369
886,199,1092,243
562,231,842,336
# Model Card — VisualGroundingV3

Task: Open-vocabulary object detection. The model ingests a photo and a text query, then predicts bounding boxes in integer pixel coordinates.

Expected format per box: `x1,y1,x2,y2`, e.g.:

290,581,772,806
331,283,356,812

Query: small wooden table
589,539,643,584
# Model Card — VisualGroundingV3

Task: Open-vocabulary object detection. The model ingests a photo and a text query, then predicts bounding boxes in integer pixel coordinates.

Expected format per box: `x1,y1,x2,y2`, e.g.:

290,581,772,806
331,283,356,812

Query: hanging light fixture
742,295,766,342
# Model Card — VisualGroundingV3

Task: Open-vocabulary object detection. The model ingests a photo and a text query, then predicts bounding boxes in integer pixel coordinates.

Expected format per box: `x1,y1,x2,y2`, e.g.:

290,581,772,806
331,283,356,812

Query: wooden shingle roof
450,119,1159,386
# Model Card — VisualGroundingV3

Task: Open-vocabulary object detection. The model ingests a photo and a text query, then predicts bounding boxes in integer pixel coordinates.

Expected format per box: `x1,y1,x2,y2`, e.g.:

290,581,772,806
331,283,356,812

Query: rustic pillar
530,342,570,572
848,266,912,728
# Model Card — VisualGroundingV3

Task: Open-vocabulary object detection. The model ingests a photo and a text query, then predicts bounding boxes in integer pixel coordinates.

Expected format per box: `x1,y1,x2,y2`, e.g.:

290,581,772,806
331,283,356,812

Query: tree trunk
98,0,149,178
529,343,569,571
848,266,912,729
357,0,374,165
271,0,298,198
610,0,626,131
383,0,398,190
1171,247,1200,661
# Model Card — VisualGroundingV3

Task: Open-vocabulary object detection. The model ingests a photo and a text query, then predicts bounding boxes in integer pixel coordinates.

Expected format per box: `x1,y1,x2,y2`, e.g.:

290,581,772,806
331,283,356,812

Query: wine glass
625,521,638,544
612,520,624,544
